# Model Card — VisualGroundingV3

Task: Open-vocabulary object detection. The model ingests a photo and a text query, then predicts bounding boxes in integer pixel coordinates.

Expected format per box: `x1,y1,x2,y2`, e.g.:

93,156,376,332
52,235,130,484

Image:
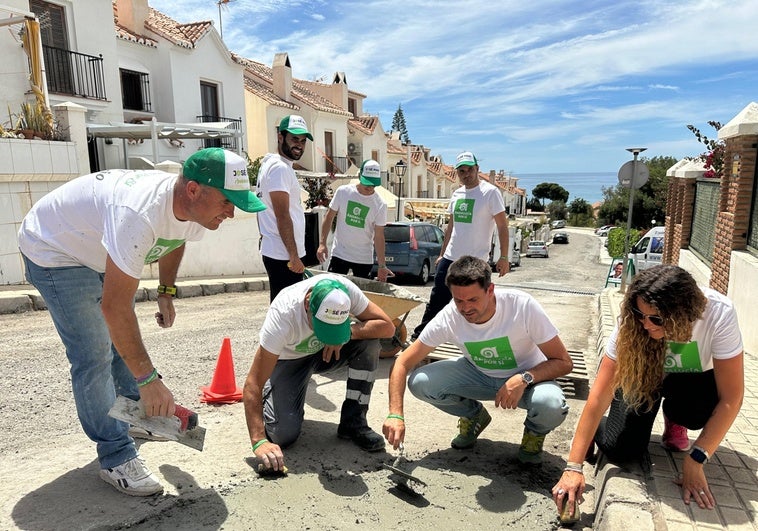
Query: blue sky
149,0,758,174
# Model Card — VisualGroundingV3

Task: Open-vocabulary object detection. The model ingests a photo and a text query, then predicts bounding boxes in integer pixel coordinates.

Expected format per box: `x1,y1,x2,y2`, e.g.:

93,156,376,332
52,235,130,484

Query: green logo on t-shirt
295,334,324,354
144,238,186,264
663,340,702,373
345,200,369,228
453,198,474,223
464,336,518,370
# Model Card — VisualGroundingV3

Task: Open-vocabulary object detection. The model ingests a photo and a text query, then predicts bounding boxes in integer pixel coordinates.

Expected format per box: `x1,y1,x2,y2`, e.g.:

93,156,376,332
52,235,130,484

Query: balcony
195,115,242,152
42,45,106,100
325,156,349,175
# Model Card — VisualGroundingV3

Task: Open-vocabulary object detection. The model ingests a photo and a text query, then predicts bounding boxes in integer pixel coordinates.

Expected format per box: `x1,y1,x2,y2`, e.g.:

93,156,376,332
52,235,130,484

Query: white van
630,226,665,272
489,226,522,268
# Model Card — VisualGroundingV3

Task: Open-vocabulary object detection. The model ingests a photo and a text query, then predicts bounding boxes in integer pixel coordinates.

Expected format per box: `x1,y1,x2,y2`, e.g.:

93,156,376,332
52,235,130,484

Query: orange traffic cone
200,337,243,404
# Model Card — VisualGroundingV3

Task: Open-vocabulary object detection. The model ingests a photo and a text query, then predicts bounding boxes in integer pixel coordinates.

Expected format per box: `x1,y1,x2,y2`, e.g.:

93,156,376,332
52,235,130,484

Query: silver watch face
522,372,534,385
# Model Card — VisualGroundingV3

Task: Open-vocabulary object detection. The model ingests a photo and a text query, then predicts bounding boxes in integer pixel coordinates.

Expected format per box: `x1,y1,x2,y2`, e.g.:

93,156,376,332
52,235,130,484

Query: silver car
526,240,549,258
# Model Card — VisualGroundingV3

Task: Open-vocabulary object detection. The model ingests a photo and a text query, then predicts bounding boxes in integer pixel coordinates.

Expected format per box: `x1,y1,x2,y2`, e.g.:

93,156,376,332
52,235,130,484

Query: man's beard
281,141,303,161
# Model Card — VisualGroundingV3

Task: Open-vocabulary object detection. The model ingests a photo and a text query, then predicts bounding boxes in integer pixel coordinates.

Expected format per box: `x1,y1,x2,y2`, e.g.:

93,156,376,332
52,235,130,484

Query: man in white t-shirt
242,275,395,472
317,159,390,281
256,115,312,301
383,256,573,464
18,148,265,496
411,151,510,340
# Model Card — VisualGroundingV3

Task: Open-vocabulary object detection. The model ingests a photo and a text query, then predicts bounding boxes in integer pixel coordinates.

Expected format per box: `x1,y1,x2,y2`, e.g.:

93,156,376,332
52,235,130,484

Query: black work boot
337,399,385,452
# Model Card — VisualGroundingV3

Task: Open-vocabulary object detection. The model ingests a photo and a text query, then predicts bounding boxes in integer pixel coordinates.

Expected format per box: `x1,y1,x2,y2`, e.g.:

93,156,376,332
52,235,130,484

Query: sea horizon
513,172,619,205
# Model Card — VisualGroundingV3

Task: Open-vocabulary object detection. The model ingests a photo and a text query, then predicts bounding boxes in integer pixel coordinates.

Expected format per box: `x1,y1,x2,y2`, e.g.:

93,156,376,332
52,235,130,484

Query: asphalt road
0,227,610,530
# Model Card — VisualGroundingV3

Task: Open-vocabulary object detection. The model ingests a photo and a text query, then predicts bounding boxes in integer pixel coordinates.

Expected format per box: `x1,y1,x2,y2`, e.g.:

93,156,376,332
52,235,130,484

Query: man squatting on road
384,255,573,463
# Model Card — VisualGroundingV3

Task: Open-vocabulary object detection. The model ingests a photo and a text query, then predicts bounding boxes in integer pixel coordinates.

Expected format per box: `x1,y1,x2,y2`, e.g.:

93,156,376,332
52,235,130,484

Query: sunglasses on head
631,306,665,326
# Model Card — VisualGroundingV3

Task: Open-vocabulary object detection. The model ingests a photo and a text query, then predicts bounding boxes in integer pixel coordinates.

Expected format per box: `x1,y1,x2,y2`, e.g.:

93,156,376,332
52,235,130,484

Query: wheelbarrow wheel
379,318,408,358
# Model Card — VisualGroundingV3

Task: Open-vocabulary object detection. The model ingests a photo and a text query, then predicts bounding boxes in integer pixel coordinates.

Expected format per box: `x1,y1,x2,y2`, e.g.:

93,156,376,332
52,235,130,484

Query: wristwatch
689,445,709,464
520,371,534,387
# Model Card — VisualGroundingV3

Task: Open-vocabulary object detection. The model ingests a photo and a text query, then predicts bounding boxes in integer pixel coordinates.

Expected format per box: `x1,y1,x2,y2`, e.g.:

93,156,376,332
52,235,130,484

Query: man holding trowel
383,255,572,464
18,148,265,496
243,274,395,473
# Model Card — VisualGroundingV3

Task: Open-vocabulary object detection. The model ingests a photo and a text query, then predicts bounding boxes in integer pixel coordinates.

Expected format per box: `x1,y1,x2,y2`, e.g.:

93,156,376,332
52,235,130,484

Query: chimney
330,72,348,109
273,53,292,102
115,0,149,34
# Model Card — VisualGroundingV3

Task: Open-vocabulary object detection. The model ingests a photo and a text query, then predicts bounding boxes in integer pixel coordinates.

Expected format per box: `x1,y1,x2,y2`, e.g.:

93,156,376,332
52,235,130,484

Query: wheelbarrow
306,269,426,357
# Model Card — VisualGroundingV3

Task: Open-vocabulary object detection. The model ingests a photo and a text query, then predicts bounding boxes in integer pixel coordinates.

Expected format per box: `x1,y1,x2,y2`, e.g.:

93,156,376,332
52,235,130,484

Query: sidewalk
1,276,755,530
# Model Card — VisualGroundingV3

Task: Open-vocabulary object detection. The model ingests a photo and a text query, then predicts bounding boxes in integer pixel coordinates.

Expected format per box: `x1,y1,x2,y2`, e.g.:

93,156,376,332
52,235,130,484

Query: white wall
727,251,758,356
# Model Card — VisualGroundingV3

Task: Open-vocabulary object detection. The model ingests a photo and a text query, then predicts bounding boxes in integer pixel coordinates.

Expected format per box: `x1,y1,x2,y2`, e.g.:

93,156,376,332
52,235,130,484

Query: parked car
526,240,549,258
550,220,566,229
596,225,614,237
371,222,444,284
552,231,569,244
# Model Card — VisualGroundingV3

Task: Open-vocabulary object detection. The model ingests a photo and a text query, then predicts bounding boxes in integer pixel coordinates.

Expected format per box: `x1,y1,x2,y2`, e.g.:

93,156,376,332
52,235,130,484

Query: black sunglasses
631,306,665,326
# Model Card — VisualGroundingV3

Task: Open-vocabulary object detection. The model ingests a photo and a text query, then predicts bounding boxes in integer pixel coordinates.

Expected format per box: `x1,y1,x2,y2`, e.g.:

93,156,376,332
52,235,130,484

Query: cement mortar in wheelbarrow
306,269,426,357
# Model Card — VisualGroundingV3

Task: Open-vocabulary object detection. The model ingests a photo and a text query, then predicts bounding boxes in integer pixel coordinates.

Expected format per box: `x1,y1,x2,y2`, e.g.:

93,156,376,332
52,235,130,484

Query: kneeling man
244,274,395,472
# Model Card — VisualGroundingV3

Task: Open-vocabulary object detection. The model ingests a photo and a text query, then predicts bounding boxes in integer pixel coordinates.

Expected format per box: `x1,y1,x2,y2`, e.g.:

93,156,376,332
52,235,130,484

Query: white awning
87,121,242,140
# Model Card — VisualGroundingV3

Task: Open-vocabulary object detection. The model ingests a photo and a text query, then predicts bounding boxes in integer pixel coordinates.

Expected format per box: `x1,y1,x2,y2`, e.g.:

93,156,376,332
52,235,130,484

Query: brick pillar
710,130,758,294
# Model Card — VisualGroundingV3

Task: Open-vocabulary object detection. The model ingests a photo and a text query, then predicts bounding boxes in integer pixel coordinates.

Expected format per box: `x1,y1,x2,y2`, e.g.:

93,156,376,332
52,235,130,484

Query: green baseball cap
278,115,313,141
183,148,266,213
455,151,478,169
358,159,382,187
309,279,352,346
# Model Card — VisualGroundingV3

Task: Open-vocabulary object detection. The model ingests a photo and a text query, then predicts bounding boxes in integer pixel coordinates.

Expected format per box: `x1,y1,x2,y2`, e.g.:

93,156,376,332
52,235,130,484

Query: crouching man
383,255,572,463
244,274,395,472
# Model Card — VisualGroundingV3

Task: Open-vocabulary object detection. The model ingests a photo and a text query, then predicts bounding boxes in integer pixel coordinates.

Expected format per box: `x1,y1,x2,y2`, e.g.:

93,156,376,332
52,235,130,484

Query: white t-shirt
328,184,387,264
259,273,371,360
18,169,206,278
256,153,305,260
605,287,743,372
445,180,505,260
419,288,559,378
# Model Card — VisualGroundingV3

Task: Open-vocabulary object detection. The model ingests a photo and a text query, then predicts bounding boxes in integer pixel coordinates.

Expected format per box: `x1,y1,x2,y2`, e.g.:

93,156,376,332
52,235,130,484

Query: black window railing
120,69,151,112
326,156,349,174
195,115,242,151
42,45,106,100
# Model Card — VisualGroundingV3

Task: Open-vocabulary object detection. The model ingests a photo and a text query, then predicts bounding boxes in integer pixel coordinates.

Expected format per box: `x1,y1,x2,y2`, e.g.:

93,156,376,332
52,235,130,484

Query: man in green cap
17,148,265,496
317,159,392,281
243,274,396,472
257,114,315,301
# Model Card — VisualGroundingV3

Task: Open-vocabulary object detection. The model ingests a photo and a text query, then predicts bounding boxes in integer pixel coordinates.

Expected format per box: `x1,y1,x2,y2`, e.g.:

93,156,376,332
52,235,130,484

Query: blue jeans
23,255,139,469
408,356,569,434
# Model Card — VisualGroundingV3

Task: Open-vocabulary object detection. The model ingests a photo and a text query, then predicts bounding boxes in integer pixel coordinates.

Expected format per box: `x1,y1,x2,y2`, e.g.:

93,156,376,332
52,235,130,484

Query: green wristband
252,439,268,452
386,414,404,421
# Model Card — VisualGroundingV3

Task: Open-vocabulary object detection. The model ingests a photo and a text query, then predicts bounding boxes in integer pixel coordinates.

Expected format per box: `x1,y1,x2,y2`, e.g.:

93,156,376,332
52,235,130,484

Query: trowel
108,395,206,451
382,442,427,496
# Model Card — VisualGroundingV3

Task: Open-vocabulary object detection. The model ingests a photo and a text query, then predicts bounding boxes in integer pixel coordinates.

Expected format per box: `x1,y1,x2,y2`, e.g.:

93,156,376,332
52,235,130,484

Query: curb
592,289,665,531
0,277,270,315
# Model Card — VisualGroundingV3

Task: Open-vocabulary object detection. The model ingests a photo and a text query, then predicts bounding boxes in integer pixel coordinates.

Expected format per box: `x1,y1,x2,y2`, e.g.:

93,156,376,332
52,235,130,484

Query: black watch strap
690,445,709,464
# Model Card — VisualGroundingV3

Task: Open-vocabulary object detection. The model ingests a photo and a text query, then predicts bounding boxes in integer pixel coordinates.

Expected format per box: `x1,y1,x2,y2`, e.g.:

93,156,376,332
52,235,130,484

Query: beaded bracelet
252,439,268,452
136,368,159,387
386,414,405,421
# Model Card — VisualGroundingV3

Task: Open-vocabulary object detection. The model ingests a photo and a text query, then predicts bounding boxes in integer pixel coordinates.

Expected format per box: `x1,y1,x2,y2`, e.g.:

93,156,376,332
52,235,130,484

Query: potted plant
13,101,55,140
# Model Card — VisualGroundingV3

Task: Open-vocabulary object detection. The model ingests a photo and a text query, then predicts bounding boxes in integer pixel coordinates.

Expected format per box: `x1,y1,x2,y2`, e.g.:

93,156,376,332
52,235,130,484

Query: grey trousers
262,339,380,448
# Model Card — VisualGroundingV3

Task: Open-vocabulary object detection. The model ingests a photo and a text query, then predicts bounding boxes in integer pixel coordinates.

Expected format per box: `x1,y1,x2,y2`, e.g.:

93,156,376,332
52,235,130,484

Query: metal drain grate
423,346,590,400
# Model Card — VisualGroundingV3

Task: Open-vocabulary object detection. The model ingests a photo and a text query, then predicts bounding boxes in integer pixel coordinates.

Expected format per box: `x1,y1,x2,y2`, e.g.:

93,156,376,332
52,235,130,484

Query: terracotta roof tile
233,54,352,117
115,23,158,47
145,7,213,49
242,77,299,110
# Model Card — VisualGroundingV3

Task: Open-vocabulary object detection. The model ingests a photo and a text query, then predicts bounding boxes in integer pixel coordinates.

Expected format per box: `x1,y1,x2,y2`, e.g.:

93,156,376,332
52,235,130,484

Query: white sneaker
99,457,164,496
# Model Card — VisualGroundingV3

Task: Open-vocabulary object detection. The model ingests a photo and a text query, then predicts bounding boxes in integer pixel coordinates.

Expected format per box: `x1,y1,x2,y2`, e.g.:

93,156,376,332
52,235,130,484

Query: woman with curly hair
552,265,743,517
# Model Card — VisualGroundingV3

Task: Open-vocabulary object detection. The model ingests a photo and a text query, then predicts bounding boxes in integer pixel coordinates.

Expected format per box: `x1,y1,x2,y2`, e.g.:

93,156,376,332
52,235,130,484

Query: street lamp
620,147,647,293
394,160,407,221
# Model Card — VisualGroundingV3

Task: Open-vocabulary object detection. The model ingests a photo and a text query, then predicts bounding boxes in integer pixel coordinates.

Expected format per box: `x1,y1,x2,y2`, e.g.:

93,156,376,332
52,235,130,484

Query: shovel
382,442,427,496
